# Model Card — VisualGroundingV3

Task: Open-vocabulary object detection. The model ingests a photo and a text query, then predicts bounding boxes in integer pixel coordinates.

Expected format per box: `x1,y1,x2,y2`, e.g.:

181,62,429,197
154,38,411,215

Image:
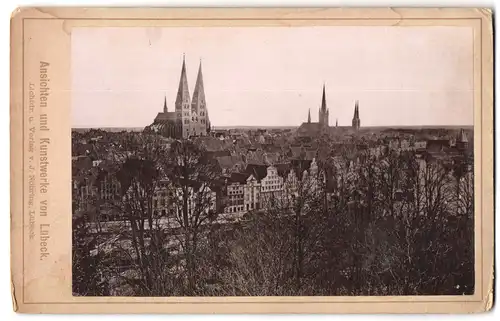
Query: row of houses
222,159,320,215
73,156,322,224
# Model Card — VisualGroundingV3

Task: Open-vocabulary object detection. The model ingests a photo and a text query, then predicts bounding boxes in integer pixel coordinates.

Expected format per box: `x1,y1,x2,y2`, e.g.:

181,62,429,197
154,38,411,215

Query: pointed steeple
175,54,190,110
191,59,206,112
175,54,192,139
318,84,329,127
352,100,360,130
321,83,327,113
191,59,209,135
308,108,311,123
336,118,338,127
163,95,168,113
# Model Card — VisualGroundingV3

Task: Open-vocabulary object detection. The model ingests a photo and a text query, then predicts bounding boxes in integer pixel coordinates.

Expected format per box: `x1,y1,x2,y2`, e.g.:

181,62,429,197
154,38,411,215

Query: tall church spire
163,95,168,113
319,84,329,127
352,100,360,131
175,54,191,109
321,83,327,113
308,108,311,123
191,59,209,136
192,59,206,112
175,54,192,139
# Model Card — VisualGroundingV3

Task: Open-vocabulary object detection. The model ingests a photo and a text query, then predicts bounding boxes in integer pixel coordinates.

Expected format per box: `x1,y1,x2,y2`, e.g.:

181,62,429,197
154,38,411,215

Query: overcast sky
71,26,473,128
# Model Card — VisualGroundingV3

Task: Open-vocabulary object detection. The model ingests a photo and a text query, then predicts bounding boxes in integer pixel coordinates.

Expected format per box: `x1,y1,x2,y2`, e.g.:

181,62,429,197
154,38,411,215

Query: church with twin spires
146,55,211,139
297,84,361,138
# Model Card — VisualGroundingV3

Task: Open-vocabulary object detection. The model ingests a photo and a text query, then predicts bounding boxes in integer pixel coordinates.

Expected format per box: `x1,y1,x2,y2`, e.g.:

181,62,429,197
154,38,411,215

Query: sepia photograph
9,6,496,313
70,25,475,297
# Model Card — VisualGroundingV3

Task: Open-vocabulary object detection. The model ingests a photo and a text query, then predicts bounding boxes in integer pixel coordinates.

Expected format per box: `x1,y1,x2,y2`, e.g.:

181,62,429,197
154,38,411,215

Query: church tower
163,96,168,113
307,108,311,123
456,128,469,151
191,60,209,136
318,84,329,128
175,55,192,139
352,100,360,131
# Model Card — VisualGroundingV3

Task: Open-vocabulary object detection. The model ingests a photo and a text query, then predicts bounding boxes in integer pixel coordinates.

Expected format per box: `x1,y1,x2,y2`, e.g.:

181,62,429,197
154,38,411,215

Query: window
184,119,189,124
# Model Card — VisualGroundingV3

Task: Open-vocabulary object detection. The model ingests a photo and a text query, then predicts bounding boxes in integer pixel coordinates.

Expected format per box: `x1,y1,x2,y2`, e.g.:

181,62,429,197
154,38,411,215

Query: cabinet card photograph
10,7,494,314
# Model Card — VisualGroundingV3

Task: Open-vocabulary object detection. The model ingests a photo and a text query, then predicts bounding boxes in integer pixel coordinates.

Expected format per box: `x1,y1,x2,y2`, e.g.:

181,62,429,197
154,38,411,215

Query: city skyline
72,26,473,128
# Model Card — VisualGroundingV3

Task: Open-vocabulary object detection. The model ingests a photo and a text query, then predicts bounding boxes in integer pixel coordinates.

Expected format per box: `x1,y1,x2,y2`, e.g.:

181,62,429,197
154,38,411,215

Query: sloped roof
216,155,244,169
244,164,268,181
297,122,322,137
154,112,177,122
229,172,251,184
206,150,231,159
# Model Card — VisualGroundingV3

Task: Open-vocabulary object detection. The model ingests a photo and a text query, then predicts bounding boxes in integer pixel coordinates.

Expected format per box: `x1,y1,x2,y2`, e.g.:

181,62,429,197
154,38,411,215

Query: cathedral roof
154,112,177,122
297,122,322,137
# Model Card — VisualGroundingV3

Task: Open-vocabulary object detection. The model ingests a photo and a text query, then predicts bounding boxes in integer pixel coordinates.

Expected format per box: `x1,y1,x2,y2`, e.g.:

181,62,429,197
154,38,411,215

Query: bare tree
82,135,182,296
162,140,220,295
